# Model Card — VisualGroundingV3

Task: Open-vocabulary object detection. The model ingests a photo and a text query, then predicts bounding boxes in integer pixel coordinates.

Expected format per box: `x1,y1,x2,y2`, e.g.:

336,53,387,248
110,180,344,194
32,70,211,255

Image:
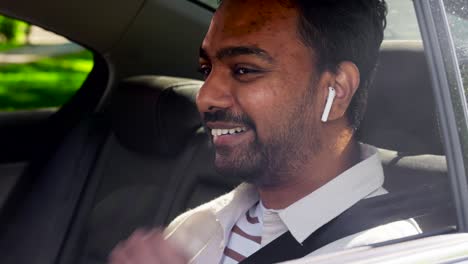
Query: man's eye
234,67,258,75
197,65,211,78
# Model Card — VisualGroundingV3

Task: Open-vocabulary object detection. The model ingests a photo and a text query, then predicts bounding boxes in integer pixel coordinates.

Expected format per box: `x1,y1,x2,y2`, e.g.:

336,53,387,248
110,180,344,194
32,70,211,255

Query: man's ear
326,61,360,121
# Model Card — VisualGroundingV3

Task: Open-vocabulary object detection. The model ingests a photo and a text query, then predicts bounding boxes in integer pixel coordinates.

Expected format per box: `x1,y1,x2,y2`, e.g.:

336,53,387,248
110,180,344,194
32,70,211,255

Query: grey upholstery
360,42,453,230
379,148,454,232
109,76,203,156
359,41,443,155
379,149,447,192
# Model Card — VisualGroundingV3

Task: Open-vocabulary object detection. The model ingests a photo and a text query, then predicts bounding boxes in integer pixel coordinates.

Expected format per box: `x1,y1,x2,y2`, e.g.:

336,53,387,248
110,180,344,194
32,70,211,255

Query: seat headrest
109,76,203,156
358,41,443,155
378,148,447,192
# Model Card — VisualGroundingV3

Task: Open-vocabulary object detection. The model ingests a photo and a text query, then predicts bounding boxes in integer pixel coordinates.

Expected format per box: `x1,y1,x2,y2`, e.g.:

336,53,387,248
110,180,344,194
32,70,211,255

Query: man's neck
258,138,360,210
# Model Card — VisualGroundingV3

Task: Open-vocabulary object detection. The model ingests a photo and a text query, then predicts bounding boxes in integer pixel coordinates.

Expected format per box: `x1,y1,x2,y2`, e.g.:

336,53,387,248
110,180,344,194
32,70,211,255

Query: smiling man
109,0,421,263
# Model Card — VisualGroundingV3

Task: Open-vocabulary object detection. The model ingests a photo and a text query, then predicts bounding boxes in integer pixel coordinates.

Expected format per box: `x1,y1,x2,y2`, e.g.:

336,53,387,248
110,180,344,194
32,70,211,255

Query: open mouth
209,126,252,146
210,127,247,137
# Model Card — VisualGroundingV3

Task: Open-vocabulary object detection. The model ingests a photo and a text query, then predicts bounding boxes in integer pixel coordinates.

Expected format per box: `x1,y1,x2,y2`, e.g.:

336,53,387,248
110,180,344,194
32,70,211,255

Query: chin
215,154,258,181
214,154,281,187
213,141,286,186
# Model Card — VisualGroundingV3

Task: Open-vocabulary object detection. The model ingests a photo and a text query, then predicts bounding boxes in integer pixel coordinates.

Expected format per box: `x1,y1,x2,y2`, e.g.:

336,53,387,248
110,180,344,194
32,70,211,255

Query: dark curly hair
217,0,387,129
295,0,387,129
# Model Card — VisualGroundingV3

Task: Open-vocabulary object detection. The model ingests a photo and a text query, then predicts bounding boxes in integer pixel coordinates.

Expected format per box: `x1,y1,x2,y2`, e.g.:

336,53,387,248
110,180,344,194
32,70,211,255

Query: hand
108,228,188,264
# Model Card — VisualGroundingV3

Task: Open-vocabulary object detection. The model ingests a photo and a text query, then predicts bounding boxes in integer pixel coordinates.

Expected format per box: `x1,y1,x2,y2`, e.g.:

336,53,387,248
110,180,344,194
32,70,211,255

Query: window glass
0,15,93,111
385,0,422,40
443,0,468,92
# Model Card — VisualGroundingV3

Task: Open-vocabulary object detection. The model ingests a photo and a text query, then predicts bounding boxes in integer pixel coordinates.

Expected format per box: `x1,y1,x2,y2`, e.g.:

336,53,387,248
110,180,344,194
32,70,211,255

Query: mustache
203,110,255,128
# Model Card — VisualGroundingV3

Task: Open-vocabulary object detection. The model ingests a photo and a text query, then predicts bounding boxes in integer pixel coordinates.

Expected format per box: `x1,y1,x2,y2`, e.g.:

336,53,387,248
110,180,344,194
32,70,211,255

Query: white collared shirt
164,143,421,264
277,143,388,243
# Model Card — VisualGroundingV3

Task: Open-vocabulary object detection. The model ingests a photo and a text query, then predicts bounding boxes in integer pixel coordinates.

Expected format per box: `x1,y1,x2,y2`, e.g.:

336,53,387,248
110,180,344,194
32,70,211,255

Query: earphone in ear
321,87,336,122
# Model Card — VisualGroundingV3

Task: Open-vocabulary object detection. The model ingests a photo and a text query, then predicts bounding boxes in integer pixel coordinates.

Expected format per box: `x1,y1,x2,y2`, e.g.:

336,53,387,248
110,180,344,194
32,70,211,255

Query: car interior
0,0,459,263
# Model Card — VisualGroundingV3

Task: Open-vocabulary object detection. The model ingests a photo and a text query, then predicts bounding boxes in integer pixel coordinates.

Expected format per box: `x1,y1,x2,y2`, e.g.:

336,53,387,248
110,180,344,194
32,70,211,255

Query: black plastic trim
187,0,216,12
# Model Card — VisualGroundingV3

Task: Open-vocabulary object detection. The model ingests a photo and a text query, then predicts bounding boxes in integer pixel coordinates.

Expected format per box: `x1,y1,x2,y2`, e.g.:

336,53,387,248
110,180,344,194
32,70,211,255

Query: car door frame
414,0,468,232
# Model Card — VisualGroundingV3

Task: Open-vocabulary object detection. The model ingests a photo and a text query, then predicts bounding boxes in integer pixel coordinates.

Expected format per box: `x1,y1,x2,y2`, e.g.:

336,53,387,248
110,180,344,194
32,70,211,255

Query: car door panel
0,109,54,210
0,109,55,163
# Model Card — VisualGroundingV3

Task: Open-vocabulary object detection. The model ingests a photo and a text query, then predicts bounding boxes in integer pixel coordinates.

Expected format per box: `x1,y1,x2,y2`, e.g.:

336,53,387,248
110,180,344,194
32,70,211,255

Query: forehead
202,0,302,51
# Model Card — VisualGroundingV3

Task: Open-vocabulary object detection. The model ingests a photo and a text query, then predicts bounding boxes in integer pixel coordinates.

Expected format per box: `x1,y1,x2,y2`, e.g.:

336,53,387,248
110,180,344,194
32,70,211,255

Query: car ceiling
0,0,212,79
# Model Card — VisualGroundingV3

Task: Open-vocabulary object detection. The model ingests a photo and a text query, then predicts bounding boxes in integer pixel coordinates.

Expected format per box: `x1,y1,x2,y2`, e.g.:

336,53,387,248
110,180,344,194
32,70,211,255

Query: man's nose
196,73,234,114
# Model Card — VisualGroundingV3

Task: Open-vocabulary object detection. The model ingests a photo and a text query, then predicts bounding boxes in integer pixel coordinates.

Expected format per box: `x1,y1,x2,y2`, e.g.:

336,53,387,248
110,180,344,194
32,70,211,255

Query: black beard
210,112,322,188
213,129,322,188
206,84,321,187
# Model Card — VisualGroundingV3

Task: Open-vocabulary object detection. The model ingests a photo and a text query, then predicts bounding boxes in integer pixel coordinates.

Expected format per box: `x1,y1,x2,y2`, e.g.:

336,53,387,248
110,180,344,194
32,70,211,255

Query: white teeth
211,127,247,137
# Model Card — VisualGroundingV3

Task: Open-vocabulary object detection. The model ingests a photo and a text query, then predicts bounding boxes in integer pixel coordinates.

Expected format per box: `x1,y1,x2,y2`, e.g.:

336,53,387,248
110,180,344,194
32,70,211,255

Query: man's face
197,0,326,186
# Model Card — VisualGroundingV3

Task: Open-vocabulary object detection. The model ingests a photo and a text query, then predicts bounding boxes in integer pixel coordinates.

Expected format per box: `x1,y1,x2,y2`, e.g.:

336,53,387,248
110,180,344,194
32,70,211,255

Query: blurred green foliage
0,15,30,44
0,51,93,111
0,43,21,52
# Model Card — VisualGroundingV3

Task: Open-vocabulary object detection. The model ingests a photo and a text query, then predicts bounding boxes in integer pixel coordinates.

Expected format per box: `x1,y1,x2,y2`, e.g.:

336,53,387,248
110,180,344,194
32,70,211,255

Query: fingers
108,241,131,264
108,228,188,264
148,230,188,264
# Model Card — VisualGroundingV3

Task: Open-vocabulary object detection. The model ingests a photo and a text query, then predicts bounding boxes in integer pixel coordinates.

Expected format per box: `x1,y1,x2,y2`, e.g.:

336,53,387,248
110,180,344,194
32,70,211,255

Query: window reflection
443,0,468,92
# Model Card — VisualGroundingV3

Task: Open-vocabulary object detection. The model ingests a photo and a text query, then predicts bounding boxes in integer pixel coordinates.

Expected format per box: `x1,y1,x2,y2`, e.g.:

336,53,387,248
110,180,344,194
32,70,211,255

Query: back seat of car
0,41,456,264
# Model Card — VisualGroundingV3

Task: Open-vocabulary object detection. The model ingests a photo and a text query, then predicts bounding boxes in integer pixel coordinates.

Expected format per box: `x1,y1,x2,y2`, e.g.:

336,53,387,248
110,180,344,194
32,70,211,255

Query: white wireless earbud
321,87,336,122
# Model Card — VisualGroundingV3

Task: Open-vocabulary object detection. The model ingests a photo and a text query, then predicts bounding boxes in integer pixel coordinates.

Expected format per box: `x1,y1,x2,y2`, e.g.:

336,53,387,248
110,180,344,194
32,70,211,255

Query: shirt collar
211,144,384,244
278,143,384,243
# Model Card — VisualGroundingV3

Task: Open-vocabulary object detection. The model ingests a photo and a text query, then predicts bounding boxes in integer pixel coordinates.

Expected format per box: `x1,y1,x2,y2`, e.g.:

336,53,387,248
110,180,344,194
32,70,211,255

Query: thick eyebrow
199,46,275,64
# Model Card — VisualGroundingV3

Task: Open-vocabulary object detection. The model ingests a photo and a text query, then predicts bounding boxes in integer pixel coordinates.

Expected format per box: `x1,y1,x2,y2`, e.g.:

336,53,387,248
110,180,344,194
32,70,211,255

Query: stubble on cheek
257,82,323,186
213,133,266,181
211,78,322,187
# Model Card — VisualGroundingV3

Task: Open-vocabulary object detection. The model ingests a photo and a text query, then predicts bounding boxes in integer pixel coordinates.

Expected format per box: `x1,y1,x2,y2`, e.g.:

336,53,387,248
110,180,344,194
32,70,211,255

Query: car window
443,0,468,92
384,0,422,40
0,15,93,111
190,0,422,40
